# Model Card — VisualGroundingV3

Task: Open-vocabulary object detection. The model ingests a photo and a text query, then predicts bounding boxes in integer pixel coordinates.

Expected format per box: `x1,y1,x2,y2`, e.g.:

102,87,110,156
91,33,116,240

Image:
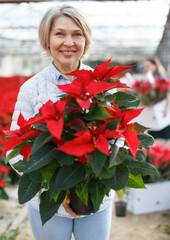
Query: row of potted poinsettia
0,75,31,199
3,59,159,225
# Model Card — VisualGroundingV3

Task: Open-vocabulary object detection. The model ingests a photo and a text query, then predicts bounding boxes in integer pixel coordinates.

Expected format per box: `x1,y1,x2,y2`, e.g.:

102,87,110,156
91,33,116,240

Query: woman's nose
63,36,74,46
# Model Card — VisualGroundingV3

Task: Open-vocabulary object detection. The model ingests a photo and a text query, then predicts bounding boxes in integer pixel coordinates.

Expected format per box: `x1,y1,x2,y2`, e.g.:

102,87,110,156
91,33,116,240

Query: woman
9,5,114,240
143,57,170,139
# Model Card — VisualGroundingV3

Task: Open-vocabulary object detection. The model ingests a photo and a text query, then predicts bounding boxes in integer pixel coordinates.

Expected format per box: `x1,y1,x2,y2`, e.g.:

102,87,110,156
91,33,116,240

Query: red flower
133,81,152,94
93,58,135,81
103,102,144,158
57,71,127,109
66,59,134,82
0,165,9,175
0,179,7,187
58,123,110,157
155,78,170,93
24,97,71,140
20,144,32,161
2,113,40,157
150,141,170,168
78,156,88,164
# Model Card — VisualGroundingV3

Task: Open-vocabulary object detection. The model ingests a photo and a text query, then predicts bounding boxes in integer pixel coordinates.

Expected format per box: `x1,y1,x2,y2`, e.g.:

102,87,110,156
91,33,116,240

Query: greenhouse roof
0,0,169,62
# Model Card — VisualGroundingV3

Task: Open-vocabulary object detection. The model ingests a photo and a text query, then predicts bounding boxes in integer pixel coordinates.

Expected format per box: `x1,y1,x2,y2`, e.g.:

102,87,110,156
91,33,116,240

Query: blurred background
0,0,170,75
0,0,170,240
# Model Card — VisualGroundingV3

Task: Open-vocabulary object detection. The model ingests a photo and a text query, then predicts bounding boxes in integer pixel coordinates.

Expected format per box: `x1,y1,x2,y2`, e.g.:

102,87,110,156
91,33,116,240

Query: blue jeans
27,200,113,240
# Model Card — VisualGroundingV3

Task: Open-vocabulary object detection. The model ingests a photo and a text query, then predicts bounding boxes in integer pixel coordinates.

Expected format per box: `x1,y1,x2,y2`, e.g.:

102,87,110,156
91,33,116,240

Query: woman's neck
53,61,80,76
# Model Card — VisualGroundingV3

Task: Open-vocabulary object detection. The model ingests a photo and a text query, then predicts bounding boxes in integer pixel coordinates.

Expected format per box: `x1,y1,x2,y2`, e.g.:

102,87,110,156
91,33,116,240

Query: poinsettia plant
3,59,158,225
142,140,170,183
132,78,170,106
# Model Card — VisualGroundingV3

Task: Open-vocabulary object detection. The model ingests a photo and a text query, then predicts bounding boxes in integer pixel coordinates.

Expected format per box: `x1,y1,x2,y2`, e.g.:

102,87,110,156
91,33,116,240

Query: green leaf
127,174,146,189
33,123,48,131
18,173,41,204
5,136,10,141
49,162,86,199
117,100,141,109
125,150,146,163
101,164,129,191
40,160,59,184
76,183,89,206
64,112,83,123
84,103,111,121
13,159,27,172
31,131,53,155
106,119,120,130
88,180,106,212
29,170,43,183
98,158,116,179
56,150,74,165
136,150,146,162
138,133,154,150
40,190,65,226
109,145,128,167
113,92,137,102
5,144,24,164
86,150,107,176
116,189,123,197
24,143,57,173
124,160,159,176
98,164,116,179
130,123,149,132
0,188,9,200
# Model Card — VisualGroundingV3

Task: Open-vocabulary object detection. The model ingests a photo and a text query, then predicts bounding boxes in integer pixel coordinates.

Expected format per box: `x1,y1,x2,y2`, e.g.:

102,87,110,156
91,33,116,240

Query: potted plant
3,59,158,225
115,189,127,217
130,78,170,130
126,139,170,215
132,78,170,107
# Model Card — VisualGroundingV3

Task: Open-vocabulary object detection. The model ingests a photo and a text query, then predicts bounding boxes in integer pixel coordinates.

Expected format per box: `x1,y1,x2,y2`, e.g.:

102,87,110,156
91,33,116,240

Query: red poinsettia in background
0,162,10,199
0,75,31,198
0,76,31,155
143,140,170,182
132,78,170,106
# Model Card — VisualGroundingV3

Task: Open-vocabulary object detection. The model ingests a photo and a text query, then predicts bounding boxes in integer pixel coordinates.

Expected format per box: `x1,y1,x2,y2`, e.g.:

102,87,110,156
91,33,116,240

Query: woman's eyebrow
52,27,83,32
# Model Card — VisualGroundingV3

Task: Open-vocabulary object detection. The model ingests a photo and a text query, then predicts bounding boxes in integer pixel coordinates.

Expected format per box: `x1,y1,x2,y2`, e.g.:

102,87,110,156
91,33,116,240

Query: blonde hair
146,57,166,76
38,5,92,58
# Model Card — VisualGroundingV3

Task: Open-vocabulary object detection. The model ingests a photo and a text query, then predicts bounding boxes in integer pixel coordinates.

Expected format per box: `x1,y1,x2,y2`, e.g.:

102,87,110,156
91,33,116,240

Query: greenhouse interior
0,0,170,240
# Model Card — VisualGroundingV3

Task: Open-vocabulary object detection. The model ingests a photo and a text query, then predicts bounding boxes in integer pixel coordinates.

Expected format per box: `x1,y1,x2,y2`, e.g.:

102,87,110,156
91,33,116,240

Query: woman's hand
62,196,80,218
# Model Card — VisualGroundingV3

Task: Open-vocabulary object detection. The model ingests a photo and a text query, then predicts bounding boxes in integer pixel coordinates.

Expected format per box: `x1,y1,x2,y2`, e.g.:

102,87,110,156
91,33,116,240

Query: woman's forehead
51,15,82,31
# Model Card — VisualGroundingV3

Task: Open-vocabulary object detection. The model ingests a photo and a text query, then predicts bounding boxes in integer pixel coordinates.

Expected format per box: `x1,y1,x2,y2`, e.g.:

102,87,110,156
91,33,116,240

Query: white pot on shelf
124,181,170,215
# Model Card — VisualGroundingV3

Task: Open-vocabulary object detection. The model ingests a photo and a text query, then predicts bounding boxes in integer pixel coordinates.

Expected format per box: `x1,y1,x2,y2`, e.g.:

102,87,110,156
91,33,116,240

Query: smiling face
49,15,86,74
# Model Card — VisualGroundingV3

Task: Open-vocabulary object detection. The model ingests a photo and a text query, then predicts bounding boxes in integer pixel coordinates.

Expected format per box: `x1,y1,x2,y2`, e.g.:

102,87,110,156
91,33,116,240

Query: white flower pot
124,181,170,215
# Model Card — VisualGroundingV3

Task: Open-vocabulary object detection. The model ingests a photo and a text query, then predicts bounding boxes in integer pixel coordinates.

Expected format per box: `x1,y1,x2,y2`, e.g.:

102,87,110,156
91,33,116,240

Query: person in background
143,57,166,79
143,57,170,139
8,5,114,240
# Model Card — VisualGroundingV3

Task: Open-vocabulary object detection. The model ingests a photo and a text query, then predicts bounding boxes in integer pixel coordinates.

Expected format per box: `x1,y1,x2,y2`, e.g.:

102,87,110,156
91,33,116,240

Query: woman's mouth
61,50,76,57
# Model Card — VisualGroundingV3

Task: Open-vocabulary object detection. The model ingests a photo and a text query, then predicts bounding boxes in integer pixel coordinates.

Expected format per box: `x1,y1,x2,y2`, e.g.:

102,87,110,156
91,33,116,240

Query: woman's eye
56,32,63,36
74,33,82,37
